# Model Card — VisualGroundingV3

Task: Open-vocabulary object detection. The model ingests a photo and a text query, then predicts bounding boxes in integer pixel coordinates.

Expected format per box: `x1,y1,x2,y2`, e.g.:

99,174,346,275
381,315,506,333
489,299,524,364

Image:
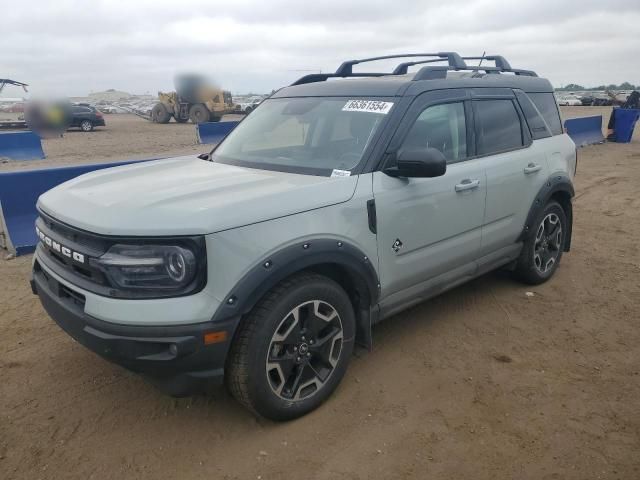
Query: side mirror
384,147,447,178
385,147,447,178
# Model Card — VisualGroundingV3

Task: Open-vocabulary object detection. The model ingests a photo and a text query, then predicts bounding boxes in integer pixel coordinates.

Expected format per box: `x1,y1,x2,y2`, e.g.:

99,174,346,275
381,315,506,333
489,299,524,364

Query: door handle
455,179,480,192
524,163,542,174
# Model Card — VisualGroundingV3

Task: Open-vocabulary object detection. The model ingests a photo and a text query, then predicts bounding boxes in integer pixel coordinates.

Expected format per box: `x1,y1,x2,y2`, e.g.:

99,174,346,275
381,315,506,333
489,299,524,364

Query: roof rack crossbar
392,58,450,75
335,52,467,76
462,55,512,70
412,64,538,81
462,55,538,77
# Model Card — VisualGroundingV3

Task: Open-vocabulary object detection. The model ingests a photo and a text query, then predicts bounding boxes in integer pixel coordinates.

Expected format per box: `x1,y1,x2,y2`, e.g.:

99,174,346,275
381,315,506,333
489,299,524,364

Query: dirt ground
1,107,639,479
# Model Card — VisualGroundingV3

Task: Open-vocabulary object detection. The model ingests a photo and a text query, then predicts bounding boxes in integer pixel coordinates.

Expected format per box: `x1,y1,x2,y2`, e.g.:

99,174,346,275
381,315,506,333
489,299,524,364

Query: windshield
212,97,393,175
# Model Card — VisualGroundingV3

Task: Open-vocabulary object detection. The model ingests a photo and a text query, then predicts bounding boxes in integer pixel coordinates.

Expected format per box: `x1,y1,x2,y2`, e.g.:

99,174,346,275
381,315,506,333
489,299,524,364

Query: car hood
37,156,358,236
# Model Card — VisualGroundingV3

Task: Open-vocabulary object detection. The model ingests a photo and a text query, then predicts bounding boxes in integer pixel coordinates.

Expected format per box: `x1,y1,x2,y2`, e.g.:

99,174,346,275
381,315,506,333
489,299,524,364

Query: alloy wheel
266,300,343,401
533,213,562,274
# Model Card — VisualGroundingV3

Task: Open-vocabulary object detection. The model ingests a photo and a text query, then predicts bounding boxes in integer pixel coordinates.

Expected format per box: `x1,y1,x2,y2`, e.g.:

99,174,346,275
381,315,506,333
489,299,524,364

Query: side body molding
211,239,381,346
518,174,575,251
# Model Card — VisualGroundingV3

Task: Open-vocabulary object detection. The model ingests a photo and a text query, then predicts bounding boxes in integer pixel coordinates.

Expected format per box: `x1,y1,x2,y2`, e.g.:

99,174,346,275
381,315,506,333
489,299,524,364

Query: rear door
373,89,486,313
70,106,82,126
474,90,550,256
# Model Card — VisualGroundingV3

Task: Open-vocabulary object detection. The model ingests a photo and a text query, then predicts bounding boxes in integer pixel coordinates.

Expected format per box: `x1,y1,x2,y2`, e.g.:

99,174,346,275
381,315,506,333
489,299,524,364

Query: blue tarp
564,116,604,147
196,121,239,144
0,159,158,255
0,130,45,160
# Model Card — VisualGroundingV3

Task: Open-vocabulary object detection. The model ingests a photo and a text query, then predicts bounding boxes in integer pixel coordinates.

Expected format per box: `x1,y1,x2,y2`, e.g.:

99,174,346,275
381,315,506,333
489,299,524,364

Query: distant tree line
557,82,637,91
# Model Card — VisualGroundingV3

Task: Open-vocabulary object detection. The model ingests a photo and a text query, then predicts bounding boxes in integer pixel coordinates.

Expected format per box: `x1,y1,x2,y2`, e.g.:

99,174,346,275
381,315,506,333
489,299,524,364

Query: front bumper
31,260,240,396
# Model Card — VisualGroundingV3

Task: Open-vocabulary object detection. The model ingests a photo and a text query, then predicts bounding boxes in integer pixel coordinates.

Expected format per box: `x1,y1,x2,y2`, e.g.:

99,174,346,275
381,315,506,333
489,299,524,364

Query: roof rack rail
290,52,537,86
291,52,468,85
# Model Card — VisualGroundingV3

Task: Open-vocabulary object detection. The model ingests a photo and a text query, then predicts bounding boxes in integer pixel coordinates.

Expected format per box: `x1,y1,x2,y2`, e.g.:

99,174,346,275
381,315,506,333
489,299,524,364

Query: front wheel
226,273,355,421
151,103,171,124
514,201,567,285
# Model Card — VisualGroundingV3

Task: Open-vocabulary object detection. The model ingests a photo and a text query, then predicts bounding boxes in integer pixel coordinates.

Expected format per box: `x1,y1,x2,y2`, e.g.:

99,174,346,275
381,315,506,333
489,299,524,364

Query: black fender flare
518,174,575,251
211,239,380,327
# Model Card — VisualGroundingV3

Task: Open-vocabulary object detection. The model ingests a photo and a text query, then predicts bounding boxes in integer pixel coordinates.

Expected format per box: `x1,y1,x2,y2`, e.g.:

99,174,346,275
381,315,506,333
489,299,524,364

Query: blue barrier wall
196,121,239,144
0,159,157,256
613,108,640,143
0,130,45,160
564,116,604,147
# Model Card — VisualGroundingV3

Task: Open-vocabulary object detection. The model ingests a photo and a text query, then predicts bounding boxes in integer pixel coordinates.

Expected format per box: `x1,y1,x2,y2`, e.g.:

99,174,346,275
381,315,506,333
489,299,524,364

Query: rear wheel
80,120,93,132
226,273,355,421
514,201,566,285
189,104,210,124
151,103,171,124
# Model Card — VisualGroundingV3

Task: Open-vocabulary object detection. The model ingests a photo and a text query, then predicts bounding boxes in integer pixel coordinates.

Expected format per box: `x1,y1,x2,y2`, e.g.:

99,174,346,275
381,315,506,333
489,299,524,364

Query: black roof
272,53,553,98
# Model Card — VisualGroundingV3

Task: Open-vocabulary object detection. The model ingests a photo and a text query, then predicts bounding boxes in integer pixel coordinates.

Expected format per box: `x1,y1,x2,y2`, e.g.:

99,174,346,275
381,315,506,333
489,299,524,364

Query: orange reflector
204,330,227,345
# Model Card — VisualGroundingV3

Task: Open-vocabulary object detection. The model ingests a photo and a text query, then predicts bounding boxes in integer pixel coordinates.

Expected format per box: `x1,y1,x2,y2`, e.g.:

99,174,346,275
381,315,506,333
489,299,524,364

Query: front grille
36,212,114,296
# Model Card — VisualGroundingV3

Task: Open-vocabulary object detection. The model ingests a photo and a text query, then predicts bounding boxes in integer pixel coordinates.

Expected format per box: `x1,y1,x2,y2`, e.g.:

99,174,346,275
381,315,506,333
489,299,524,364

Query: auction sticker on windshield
342,100,394,114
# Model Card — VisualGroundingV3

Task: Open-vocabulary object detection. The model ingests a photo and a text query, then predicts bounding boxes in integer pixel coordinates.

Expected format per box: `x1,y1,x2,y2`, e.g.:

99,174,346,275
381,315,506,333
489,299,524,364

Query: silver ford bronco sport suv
31,53,576,420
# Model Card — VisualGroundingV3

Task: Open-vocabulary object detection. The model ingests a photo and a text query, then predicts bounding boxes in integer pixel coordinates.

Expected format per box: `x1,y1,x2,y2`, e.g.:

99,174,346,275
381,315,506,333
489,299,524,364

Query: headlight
92,243,203,296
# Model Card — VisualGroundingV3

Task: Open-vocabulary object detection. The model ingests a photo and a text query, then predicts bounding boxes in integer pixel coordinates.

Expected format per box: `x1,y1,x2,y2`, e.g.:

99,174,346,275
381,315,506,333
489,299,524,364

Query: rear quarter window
528,92,563,136
515,91,551,140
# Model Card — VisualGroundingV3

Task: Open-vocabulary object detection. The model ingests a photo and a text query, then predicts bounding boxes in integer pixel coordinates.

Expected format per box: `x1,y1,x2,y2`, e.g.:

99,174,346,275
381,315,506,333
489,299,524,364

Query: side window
401,102,467,163
528,92,563,135
474,99,524,155
515,91,551,140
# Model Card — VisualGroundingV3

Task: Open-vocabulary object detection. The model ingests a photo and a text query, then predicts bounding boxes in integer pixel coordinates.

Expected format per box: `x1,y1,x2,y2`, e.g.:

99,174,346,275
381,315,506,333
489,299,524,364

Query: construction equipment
0,78,28,95
0,79,29,130
151,74,235,124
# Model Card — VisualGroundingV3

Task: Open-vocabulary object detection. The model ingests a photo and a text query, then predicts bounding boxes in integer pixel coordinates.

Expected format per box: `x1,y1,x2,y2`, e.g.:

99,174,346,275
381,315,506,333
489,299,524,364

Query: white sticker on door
342,100,394,114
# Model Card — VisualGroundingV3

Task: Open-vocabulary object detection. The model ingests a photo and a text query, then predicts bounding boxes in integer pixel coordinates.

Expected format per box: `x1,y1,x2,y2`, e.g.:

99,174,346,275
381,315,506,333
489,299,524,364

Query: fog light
169,343,178,355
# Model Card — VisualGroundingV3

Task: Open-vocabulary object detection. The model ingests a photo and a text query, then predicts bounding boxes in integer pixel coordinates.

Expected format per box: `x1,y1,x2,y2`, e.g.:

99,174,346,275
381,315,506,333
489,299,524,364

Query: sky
1,0,639,97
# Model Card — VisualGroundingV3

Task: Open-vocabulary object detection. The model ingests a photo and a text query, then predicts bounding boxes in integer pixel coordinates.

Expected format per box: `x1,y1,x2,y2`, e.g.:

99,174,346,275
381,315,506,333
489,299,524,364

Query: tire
151,103,171,124
514,201,567,285
245,107,252,115
226,273,355,421
189,104,210,124
80,120,93,132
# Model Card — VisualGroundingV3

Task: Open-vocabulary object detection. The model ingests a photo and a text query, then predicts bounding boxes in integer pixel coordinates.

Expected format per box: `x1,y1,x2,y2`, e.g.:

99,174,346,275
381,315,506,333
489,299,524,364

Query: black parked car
69,104,105,132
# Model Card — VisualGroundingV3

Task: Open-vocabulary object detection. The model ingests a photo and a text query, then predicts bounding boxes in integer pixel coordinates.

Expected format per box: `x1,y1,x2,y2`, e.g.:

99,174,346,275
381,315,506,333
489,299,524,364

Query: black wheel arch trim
518,174,574,251
211,239,380,327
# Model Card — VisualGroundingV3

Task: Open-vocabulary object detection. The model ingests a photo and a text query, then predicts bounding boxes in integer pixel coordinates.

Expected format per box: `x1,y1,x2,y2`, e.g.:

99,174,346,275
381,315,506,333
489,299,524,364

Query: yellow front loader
151,75,235,124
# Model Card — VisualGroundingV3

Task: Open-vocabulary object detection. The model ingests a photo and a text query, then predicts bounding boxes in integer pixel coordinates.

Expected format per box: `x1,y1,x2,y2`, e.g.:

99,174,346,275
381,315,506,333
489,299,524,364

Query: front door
372,91,486,315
